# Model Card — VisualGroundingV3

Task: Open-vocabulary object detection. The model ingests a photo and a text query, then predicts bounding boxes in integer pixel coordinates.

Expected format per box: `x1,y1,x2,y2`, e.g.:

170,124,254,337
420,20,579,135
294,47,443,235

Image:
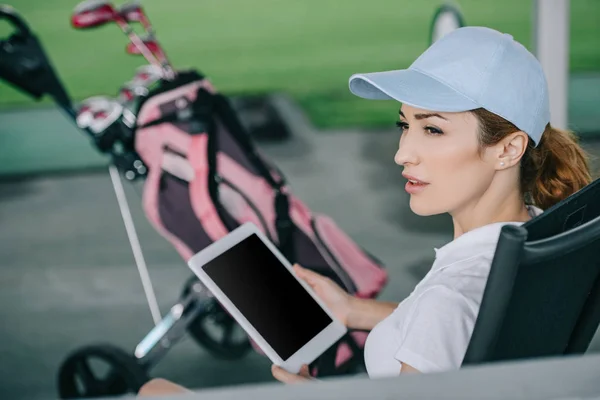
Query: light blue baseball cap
349,26,550,146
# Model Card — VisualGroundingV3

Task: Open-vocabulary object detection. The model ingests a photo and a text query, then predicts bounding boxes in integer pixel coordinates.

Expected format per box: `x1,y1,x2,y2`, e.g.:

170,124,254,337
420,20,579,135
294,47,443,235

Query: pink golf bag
133,70,388,375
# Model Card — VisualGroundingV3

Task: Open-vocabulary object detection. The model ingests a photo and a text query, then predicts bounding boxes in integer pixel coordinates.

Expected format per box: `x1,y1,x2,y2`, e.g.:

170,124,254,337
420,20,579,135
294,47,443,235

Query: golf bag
133,70,389,374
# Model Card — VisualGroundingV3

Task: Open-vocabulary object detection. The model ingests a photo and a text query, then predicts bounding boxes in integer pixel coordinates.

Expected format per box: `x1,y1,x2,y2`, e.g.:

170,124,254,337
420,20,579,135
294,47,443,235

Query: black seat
462,177,600,366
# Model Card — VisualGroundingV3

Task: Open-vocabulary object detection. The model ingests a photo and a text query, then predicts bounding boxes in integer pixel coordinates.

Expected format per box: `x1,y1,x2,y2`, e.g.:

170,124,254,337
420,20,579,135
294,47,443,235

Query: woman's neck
450,188,532,240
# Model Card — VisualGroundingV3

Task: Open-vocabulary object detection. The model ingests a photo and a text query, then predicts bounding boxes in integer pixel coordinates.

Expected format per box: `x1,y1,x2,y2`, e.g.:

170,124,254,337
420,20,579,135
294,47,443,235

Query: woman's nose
394,134,418,166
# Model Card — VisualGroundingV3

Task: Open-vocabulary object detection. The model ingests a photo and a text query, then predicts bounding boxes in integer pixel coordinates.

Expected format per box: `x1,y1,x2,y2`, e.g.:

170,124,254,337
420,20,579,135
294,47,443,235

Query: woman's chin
409,197,440,216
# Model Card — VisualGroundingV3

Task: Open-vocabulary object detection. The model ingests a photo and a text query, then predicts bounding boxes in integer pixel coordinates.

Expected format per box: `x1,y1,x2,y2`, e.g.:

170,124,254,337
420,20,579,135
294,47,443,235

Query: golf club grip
0,5,31,35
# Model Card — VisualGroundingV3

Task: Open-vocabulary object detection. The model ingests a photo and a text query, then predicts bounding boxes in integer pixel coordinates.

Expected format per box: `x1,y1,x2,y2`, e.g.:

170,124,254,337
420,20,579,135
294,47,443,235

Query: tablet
187,222,347,373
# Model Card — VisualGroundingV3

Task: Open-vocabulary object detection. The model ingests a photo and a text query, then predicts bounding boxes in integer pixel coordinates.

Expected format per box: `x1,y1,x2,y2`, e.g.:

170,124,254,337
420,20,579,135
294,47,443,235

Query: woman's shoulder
418,253,494,307
433,243,497,278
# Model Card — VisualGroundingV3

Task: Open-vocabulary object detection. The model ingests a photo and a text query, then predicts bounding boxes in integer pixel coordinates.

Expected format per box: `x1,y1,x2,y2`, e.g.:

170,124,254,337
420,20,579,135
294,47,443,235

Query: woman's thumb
293,264,308,279
293,264,322,286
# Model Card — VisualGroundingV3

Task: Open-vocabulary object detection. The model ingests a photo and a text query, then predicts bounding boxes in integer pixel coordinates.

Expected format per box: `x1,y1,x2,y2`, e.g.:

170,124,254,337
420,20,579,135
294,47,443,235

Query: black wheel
181,276,252,360
57,344,150,399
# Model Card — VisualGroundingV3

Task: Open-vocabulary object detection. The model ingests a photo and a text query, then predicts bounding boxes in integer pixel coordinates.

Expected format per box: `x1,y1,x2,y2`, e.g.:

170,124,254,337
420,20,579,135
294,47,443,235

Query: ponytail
472,108,593,210
521,125,592,209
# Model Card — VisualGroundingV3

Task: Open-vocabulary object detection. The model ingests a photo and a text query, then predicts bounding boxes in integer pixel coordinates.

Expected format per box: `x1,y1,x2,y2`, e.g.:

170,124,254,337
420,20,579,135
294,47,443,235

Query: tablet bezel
187,222,347,373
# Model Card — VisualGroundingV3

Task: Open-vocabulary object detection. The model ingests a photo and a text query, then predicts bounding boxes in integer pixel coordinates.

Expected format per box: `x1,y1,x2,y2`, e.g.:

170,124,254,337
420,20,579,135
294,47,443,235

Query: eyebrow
399,110,448,121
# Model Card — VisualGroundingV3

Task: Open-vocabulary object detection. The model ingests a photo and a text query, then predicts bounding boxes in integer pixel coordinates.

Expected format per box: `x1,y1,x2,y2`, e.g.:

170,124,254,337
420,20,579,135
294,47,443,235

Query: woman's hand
293,264,354,326
271,364,314,384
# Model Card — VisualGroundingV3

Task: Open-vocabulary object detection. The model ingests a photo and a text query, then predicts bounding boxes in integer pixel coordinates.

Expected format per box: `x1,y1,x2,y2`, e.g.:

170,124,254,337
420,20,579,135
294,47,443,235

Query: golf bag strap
186,88,296,262
210,92,287,188
274,190,296,262
205,92,298,261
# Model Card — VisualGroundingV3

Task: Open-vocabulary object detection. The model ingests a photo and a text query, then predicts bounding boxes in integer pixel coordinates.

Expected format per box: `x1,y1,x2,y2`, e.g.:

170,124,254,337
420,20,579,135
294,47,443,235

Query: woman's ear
496,131,529,169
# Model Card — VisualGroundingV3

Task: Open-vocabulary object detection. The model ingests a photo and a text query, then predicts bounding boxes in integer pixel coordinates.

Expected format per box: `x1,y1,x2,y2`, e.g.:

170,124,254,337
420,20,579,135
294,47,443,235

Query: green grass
1,0,599,128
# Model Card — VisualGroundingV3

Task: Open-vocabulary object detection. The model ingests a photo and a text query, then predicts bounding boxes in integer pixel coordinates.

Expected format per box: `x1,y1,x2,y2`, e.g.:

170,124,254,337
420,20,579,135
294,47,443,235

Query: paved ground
0,97,599,400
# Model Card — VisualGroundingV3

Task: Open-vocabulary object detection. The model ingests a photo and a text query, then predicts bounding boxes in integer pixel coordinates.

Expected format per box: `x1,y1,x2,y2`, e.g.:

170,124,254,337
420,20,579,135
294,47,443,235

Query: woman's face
394,105,497,216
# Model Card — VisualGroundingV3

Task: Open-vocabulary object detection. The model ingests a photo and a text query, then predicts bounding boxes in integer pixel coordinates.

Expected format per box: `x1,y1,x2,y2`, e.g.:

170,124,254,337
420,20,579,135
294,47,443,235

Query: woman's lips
405,180,429,194
403,173,429,194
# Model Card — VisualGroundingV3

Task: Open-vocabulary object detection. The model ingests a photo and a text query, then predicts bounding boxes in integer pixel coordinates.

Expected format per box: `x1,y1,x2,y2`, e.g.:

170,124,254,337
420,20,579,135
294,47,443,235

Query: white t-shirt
364,205,544,378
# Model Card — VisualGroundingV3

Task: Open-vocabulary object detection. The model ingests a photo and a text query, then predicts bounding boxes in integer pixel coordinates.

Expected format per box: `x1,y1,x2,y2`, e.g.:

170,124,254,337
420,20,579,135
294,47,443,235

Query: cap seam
476,38,507,101
477,37,537,141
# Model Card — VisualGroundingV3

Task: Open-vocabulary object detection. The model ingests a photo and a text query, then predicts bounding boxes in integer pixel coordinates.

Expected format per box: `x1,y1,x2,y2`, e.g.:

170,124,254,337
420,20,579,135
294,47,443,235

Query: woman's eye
425,126,443,135
396,121,409,132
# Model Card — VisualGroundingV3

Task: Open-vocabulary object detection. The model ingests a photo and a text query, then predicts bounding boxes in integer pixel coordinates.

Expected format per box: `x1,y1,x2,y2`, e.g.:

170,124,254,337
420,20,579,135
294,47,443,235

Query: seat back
462,178,600,365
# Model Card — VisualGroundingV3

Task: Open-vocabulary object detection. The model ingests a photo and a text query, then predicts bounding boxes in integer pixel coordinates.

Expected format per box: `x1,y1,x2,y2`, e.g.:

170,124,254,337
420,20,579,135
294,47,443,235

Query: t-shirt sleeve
394,285,477,373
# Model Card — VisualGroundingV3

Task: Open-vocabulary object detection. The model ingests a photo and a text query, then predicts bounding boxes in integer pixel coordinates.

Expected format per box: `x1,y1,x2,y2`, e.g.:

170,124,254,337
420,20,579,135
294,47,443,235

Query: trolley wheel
57,343,150,399
182,277,252,360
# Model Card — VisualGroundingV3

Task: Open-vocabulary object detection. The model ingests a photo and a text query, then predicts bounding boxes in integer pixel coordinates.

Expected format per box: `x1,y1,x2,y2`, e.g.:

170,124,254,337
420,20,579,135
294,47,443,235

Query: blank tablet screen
203,233,333,360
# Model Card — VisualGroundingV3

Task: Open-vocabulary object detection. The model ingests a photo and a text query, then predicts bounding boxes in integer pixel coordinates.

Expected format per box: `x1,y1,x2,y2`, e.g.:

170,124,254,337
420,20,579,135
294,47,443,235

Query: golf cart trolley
0,3,389,399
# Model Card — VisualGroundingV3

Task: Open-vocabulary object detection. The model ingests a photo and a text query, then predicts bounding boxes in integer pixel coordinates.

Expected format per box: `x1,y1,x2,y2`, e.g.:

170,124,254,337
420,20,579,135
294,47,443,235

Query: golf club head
118,81,149,103
118,85,136,103
118,0,145,24
0,5,73,112
76,95,124,133
125,36,162,56
134,64,163,83
77,95,138,154
118,65,162,103
71,0,116,29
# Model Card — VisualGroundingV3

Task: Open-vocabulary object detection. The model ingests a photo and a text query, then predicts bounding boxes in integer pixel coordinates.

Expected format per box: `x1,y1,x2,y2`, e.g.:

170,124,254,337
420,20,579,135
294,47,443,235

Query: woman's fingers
271,364,312,384
137,378,191,396
298,364,311,378
293,264,326,286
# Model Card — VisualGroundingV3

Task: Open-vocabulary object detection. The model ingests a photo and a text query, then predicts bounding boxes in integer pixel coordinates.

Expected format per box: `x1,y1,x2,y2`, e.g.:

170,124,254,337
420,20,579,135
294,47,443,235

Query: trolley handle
0,4,31,37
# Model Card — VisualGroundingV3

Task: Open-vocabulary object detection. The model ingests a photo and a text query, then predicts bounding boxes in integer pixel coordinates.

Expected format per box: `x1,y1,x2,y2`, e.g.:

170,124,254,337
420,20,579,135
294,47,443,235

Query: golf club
71,0,175,80
118,0,174,72
125,35,163,58
118,0,153,34
118,79,152,103
76,95,144,180
76,95,125,133
117,65,162,107
133,64,163,83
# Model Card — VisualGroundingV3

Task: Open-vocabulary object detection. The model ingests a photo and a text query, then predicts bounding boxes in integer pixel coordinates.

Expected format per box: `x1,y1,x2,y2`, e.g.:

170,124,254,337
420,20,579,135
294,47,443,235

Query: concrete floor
1,97,599,399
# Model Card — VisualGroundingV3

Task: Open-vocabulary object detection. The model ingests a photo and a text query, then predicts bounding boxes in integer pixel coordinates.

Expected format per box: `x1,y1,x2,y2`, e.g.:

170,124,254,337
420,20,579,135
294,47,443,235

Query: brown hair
471,108,592,210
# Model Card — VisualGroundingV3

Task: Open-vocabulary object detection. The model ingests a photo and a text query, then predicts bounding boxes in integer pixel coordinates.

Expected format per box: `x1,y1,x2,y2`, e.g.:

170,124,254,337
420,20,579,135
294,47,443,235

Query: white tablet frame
187,222,347,373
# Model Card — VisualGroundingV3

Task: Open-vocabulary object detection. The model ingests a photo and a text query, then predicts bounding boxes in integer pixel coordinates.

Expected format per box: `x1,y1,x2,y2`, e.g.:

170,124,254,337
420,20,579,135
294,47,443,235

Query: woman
138,26,591,395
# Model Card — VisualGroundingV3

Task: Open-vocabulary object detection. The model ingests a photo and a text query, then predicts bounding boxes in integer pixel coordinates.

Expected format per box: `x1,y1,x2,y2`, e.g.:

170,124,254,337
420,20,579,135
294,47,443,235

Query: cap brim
349,69,480,112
